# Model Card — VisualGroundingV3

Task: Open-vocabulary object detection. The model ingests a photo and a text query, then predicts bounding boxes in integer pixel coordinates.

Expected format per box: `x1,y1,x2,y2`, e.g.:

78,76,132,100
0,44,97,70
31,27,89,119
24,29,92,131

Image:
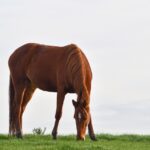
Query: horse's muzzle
77,135,85,141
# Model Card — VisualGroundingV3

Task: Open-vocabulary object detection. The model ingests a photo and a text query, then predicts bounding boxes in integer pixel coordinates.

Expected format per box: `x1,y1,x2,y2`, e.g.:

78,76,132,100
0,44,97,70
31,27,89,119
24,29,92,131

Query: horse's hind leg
52,91,65,139
13,82,26,138
20,82,36,132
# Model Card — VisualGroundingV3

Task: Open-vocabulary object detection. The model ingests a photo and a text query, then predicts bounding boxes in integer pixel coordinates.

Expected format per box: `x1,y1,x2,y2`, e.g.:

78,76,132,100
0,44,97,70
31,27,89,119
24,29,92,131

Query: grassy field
0,134,150,150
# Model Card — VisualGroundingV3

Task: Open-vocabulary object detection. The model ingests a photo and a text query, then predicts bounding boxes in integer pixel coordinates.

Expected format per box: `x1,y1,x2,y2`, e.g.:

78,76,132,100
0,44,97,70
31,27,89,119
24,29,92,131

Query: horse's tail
9,75,15,135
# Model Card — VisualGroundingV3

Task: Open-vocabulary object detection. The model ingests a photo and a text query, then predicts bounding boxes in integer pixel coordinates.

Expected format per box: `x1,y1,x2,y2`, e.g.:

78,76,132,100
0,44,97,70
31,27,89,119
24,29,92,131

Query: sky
0,0,150,135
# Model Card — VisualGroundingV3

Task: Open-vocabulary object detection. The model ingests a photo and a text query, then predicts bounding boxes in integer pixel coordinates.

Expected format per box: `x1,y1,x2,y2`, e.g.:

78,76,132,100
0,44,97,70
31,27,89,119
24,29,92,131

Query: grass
0,134,150,150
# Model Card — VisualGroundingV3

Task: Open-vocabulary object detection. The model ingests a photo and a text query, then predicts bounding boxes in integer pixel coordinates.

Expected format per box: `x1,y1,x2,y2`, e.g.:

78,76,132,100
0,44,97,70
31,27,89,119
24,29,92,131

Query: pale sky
0,0,150,134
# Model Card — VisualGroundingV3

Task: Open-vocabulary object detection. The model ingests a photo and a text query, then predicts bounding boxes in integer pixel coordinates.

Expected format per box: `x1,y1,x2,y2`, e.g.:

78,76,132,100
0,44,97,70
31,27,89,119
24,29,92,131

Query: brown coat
8,43,96,140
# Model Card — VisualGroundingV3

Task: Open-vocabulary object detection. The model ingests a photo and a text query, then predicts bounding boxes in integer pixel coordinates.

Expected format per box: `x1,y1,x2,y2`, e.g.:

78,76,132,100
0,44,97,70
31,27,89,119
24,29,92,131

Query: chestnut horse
8,43,96,140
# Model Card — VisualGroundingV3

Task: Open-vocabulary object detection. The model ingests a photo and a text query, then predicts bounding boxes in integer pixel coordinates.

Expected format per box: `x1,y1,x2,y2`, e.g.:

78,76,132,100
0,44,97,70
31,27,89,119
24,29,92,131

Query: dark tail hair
9,75,15,135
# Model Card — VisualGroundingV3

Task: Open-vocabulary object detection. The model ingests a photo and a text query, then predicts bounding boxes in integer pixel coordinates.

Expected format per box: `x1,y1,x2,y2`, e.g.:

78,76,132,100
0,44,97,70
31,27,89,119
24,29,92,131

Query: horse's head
72,99,90,140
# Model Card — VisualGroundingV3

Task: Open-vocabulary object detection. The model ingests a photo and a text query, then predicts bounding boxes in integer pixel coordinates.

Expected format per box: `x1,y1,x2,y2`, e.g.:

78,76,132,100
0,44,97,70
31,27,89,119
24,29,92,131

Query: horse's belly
38,84,57,92
32,78,57,92
27,70,58,92
36,80,57,92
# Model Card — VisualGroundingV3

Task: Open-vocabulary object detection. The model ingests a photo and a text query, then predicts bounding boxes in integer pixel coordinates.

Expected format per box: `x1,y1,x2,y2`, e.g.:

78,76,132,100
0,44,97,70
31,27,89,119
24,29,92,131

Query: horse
8,43,96,141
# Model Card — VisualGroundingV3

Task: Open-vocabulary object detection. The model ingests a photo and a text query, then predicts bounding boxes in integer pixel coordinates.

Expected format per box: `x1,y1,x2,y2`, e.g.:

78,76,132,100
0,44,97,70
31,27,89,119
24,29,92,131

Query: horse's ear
72,99,78,108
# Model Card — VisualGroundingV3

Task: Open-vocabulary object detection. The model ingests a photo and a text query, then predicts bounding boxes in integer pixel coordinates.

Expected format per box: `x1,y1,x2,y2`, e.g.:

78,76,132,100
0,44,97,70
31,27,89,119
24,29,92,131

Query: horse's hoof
16,132,23,139
53,135,57,140
90,135,97,141
52,131,57,140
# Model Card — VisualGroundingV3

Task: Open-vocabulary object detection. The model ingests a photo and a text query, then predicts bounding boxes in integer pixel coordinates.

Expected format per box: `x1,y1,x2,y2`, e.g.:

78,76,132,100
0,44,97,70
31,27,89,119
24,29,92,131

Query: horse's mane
65,44,84,87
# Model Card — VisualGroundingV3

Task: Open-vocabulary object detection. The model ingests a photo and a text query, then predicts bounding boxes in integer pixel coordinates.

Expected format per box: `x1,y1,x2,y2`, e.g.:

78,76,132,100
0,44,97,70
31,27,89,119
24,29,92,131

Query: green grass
0,134,150,150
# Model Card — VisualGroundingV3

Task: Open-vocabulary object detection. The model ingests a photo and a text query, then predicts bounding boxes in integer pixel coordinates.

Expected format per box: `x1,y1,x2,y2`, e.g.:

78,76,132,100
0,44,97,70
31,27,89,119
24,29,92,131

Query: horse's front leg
52,91,65,139
88,114,97,141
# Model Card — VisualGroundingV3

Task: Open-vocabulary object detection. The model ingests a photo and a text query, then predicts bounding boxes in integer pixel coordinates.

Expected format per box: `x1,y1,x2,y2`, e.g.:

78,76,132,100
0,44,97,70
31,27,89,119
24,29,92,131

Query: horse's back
9,43,65,73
